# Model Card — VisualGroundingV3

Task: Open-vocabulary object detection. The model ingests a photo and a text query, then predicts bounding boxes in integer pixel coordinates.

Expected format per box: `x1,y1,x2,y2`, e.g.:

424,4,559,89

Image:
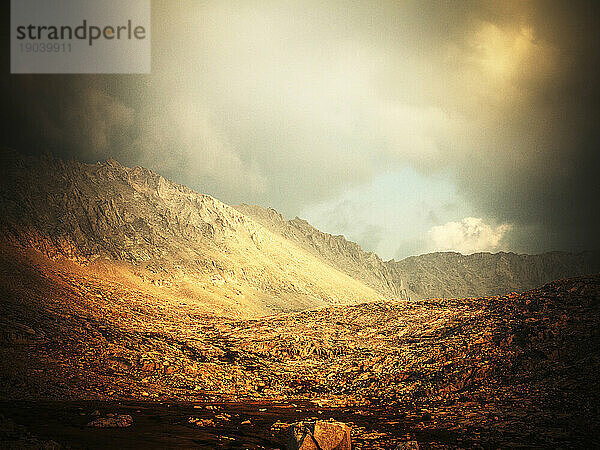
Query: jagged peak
103,158,122,168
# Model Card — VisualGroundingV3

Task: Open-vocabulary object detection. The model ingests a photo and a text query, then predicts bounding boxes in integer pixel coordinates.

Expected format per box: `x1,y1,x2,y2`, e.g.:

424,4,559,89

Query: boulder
287,420,351,450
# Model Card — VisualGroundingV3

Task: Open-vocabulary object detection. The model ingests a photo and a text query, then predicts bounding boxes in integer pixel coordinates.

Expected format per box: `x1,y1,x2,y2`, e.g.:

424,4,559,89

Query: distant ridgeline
389,250,600,299
1,148,599,309
235,204,600,300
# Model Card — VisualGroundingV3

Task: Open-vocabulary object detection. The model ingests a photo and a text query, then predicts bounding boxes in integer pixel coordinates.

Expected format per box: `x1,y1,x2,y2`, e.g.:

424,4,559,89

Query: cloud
302,197,386,254
65,87,136,159
428,217,512,255
0,75,267,204
0,78,136,161
301,169,467,260
1,0,599,256
133,98,268,202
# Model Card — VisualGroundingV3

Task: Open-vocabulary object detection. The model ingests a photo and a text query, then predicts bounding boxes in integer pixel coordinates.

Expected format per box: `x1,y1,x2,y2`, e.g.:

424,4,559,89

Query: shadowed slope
391,250,600,299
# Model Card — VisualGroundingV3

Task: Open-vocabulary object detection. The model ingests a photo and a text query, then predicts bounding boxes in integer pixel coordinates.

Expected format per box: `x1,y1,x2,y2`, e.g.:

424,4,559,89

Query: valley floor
0,246,599,448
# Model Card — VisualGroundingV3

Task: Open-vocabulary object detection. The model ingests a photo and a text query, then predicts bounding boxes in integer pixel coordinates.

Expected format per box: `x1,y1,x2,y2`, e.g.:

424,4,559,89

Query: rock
188,417,215,427
196,418,215,427
396,442,419,450
141,362,156,372
271,421,291,431
287,420,351,450
87,414,133,428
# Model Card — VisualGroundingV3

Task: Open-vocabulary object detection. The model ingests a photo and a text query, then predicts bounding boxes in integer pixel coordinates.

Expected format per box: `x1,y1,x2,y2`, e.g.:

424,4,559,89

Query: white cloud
428,217,512,254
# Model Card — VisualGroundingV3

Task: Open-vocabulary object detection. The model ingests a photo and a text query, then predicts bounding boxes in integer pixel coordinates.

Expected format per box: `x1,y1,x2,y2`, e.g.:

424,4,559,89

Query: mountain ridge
234,203,412,299
1,147,599,309
0,149,386,317
390,249,600,299
235,202,600,300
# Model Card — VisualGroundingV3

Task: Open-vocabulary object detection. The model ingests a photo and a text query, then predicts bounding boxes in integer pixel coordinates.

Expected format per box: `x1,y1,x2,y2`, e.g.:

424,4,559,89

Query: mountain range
1,148,598,317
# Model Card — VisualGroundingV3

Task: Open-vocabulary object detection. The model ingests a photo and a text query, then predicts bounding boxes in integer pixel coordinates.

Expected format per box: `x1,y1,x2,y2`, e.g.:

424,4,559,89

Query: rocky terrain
0,244,599,448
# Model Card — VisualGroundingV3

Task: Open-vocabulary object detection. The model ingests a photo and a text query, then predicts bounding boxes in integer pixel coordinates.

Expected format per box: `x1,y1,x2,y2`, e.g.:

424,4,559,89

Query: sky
1,0,599,260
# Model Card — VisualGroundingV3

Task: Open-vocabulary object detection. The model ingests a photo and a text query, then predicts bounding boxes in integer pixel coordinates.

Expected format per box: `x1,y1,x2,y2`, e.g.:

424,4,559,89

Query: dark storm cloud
447,0,600,253
1,0,599,255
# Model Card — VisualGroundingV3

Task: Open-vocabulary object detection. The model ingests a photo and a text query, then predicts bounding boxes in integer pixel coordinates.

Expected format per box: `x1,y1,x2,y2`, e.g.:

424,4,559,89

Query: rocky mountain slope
391,250,600,299
1,149,599,447
234,204,412,299
0,149,386,317
237,204,600,300
1,148,598,309
0,241,598,447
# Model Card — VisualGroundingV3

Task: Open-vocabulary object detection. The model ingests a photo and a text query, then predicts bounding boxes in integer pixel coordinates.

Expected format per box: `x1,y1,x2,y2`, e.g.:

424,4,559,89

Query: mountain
234,204,412,299
0,149,386,317
1,237,599,447
1,149,600,447
391,250,600,299
0,148,598,312
235,204,600,300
